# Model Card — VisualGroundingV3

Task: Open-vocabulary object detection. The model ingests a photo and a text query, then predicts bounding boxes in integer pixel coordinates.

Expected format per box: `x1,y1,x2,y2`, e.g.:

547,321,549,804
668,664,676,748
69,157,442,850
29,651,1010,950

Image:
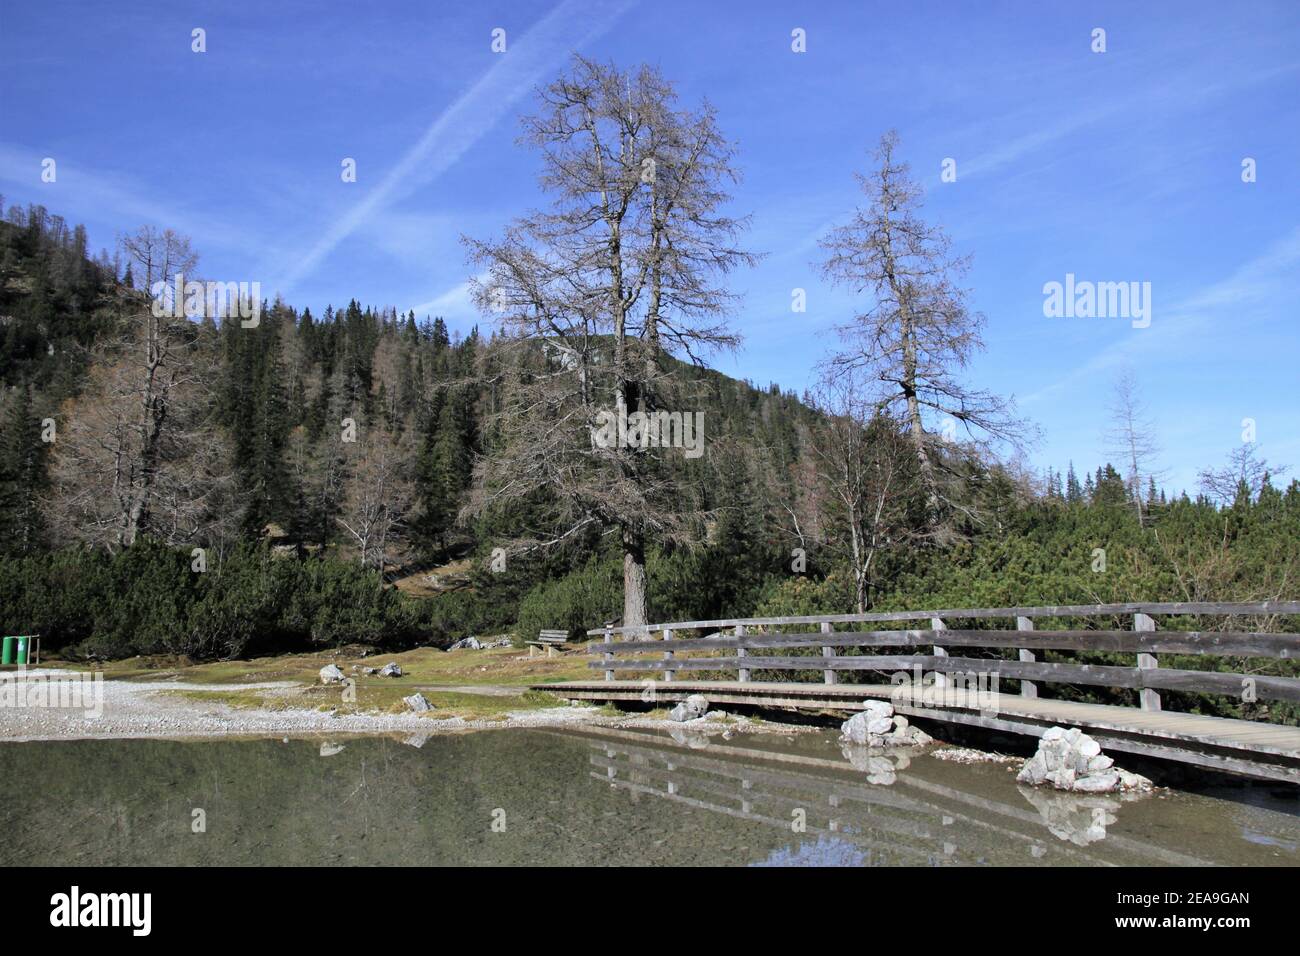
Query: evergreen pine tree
0,387,48,555
1065,461,1082,503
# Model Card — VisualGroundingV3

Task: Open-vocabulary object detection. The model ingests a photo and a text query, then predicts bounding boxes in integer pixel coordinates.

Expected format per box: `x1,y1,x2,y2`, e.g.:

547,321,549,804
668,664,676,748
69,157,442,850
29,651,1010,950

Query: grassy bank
38,642,601,722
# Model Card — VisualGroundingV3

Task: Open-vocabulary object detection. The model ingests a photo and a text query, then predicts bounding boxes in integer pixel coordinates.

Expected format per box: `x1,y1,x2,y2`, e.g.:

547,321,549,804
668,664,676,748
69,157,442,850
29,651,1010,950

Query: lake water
3,727,1296,866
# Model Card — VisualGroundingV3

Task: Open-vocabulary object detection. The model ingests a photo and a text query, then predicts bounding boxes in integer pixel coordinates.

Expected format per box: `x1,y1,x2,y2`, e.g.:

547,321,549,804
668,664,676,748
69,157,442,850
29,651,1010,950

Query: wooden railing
585,602,1300,712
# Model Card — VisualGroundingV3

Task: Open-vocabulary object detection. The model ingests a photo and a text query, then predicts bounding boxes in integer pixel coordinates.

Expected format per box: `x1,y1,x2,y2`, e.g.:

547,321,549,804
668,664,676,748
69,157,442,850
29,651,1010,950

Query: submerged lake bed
3,727,1296,867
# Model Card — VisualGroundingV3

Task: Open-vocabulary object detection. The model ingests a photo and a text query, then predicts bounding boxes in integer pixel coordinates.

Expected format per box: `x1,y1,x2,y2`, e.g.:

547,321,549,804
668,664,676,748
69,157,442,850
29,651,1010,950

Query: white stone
1017,754,1048,785
867,717,894,735
403,693,433,713
1072,771,1120,793
669,694,710,722
862,699,894,719
1046,767,1076,789
1117,769,1154,791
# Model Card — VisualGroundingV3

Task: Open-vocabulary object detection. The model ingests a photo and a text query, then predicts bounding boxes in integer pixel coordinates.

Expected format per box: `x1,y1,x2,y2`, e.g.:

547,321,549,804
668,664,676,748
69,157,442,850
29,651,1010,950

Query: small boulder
867,716,894,735
403,693,433,713
1072,770,1120,793
319,664,347,685
379,662,403,678
1046,766,1076,790
863,699,895,719
1117,769,1154,792
894,725,932,745
840,712,872,746
668,694,709,722
1017,753,1049,786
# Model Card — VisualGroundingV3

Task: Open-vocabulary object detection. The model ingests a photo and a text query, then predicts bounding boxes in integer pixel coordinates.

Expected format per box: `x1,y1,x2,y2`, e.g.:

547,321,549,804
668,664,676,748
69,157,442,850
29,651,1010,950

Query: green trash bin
14,636,29,665
1,637,13,666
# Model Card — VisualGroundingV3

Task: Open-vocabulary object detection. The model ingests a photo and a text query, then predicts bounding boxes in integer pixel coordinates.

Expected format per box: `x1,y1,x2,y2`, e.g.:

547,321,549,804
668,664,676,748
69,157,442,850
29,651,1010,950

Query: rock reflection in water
1018,787,1131,846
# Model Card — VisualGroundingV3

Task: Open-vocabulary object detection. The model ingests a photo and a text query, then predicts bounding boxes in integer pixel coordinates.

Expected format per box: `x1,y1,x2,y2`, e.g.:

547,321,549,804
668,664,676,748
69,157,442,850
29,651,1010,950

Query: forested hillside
1,199,1295,680
0,201,825,658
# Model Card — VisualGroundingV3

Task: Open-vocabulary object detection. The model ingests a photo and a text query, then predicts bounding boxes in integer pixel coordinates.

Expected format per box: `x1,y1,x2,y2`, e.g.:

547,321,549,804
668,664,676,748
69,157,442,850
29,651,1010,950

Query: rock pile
840,700,933,747
446,636,512,651
1016,727,1152,793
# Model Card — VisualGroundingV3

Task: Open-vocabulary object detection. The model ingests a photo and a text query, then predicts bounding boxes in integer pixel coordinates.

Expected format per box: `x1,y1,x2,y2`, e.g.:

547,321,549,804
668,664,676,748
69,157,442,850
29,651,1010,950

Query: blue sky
2,0,1297,494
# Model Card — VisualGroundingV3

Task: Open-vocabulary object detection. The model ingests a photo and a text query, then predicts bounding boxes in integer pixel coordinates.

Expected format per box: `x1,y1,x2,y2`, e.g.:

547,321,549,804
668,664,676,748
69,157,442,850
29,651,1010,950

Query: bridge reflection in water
549,725,1226,866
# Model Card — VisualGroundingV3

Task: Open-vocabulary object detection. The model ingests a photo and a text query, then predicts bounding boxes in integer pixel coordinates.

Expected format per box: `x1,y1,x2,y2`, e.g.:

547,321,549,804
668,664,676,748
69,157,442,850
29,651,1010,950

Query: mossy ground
163,684,571,722
43,642,593,684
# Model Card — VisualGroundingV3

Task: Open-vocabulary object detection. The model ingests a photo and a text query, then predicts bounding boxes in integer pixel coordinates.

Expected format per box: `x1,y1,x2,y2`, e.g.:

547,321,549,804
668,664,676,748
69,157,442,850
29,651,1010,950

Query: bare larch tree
463,56,755,628
819,131,1026,529
809,373,925,612
1198,443,1289,506
47,226,236,551
337,415,415,574
1104,369,1163,524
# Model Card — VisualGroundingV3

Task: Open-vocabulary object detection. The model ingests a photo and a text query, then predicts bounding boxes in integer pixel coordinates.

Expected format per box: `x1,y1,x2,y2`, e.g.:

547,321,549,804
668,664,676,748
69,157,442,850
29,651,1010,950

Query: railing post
663,627,675,682
735,624,749,683
1134,612,1161,711
931,617,947,689
821,621,835,685
603,623,614,682
1016,616,1038,698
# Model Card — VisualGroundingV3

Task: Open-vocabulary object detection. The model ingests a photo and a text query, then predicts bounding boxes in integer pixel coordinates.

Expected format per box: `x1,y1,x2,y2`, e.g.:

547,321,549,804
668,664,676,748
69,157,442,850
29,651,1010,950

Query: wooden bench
527,630,570,658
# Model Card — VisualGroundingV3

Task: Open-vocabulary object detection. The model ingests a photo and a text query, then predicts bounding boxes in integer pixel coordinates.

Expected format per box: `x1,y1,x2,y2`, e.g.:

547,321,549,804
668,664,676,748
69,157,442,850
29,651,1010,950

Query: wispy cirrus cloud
408,271,490,318
273,0,635,297
1023,225,1300,405
0,143,252,253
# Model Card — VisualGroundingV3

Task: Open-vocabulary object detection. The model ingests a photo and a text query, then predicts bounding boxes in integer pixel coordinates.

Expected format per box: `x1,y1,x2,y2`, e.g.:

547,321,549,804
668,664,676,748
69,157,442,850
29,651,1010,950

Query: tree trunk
622,527,648,629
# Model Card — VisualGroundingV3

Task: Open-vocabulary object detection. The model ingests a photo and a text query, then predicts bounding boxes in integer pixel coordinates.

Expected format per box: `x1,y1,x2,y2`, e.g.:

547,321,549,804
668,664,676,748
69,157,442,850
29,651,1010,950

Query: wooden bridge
539,601,1300,784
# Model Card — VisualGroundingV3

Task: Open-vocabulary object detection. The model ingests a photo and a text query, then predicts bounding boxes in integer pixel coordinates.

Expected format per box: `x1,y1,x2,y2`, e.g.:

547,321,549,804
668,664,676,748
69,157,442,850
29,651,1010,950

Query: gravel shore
0,669,789,742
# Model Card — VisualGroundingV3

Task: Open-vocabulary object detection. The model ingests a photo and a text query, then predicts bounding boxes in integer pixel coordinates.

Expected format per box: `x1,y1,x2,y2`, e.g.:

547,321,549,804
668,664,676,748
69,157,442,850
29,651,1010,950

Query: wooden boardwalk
544,679,1300,783
537,601,1300,784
